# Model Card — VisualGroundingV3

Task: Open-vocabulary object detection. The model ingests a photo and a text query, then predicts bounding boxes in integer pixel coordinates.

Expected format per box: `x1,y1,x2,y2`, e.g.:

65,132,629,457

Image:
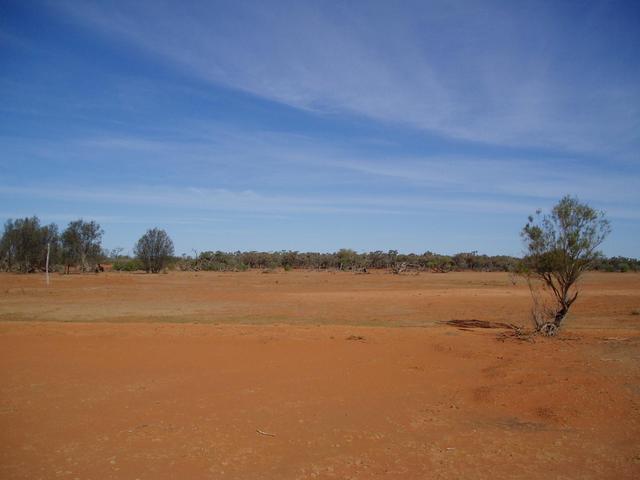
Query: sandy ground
1,271,639,479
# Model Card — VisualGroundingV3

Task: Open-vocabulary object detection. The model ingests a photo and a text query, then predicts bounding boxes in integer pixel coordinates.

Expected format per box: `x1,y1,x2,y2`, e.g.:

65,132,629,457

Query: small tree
521,196,611,335
61,219,104,273
336,248,357,270
134,228,174,273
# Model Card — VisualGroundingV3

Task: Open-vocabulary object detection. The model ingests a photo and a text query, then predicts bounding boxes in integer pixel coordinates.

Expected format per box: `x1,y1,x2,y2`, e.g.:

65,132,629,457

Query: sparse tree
521,196,611,335
135,228,174,273
336,248,358,270
109,247,125,260
61,219,104,273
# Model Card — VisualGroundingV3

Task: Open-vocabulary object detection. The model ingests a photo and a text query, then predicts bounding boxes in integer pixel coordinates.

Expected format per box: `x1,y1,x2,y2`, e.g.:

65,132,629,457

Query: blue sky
1,0,639,256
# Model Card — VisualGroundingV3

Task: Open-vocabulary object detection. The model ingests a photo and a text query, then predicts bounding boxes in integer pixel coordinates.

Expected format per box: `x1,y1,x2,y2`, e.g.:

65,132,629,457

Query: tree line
0,217,174,274
1,215,637,274
0,217,103,273
169,249,523,273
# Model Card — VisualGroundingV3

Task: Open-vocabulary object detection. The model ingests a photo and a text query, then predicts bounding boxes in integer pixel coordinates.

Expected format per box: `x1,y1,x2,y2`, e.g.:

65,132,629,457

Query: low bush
112,258,143,272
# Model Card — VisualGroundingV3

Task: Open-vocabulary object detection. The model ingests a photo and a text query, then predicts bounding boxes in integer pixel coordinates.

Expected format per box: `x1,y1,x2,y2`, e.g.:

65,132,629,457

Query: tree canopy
134,228,175,273
0,217,59,273
61,220,104,272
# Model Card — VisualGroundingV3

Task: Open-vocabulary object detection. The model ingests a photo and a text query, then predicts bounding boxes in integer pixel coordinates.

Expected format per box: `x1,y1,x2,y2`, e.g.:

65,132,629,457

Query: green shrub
112,258,143,272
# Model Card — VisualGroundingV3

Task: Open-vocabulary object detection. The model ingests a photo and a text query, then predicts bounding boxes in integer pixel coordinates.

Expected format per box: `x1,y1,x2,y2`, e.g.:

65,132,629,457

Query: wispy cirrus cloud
2,181,639,221
49,0,640,156
5,124,638,208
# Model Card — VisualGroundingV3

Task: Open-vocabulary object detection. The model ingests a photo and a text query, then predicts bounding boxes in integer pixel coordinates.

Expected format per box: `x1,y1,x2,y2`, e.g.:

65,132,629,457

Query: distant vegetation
173,249,521,273
1,216,637,274
0,217,102,273
167,250,639,273
591,256,640,272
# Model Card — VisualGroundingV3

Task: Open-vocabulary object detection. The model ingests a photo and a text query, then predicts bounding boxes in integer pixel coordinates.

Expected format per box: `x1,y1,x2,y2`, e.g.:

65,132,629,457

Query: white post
45,242,50,286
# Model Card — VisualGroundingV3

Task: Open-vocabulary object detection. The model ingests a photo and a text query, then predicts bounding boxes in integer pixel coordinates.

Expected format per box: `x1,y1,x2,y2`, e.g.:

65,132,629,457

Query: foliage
134,228,175,273
61,219,104,272
171,248,522,273
591,256,640,272
0,216,60,272
336,248,358,270
112,258,144,272
521,196,611,334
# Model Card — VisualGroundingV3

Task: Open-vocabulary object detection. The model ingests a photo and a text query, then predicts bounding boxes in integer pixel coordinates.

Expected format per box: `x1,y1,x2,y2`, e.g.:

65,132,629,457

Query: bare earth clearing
1,271,639,479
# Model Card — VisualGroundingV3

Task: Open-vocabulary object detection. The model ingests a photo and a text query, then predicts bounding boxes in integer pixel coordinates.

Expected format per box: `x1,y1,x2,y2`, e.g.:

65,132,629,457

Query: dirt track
1,271,639,478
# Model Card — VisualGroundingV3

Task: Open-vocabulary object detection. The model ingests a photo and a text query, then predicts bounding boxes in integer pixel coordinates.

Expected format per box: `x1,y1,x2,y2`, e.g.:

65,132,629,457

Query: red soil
1,271,639,478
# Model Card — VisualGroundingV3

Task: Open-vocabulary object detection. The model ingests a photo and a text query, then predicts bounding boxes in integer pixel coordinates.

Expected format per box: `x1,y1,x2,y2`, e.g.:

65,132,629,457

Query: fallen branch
256,429,276,437
346,335,366,341
443,319,518,330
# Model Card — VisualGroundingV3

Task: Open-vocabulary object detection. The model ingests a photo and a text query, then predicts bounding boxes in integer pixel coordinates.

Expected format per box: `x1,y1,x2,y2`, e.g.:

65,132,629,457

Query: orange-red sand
1,271,639,478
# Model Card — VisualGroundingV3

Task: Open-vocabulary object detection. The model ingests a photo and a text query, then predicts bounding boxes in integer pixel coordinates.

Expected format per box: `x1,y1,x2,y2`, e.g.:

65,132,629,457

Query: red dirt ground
1,271,639,479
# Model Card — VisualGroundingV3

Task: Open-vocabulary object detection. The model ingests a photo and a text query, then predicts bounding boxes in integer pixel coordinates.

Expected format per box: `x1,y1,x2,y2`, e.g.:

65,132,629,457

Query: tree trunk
539,322,558,336
553,304,568,327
